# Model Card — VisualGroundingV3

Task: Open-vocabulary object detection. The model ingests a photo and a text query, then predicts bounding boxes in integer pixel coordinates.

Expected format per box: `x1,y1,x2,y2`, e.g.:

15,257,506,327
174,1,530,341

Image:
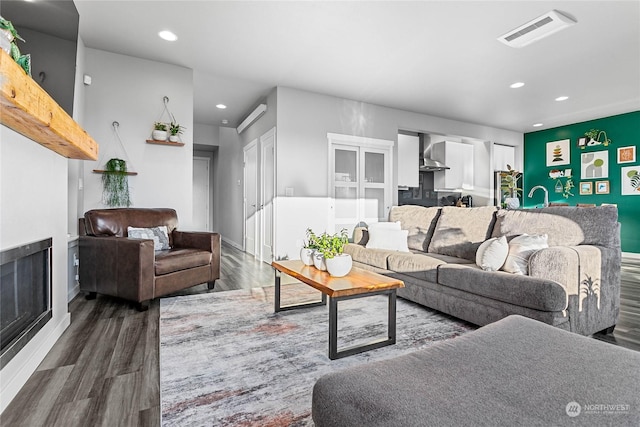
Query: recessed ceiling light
216,104,227,109
555,96,569,101
510,82,525,89
158,30,178,42
221,119,229,125
532,123,543,127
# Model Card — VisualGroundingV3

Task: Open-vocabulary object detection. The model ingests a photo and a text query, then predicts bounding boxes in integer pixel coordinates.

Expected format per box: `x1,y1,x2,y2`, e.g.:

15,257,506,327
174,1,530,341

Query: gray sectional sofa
345,205,621,336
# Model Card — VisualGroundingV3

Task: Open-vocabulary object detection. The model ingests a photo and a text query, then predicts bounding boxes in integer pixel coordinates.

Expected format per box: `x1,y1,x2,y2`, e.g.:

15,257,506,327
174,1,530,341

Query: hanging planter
93,121,137,206
147,96,186,146
102,158,131,207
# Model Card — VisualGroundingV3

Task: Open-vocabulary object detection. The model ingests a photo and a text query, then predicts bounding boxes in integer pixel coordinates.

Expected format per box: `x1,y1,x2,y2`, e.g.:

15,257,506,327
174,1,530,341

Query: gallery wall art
523,111,640,252
581,151,608,179
546,139,570,166
621,166,640,196
618,146,636,164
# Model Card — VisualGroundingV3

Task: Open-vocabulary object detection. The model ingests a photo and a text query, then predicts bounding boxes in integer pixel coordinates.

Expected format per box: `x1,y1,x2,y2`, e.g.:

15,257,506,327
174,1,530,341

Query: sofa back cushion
428,206,497,261
491,206,619,249
389,205,442,252
84,208,179,244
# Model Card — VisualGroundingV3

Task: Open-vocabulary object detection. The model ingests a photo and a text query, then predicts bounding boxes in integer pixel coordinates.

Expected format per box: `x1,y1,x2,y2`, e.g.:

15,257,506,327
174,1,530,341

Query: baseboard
222,237,243,251
622,251,640,260
68,283,80,302
0,312,71,414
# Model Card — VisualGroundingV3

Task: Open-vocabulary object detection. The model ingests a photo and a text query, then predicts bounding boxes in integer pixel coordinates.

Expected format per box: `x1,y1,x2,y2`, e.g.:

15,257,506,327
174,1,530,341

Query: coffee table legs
274,269,327,312
329,289,397,360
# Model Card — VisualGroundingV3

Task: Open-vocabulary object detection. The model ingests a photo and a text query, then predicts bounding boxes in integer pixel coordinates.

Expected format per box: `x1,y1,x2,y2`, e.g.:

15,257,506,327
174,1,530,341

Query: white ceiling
73,1,640,133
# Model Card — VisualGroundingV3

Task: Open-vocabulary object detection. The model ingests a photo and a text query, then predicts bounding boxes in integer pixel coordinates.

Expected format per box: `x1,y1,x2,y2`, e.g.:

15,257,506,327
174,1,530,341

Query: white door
260,128,276,263
243,140,258,256
192,156,210,231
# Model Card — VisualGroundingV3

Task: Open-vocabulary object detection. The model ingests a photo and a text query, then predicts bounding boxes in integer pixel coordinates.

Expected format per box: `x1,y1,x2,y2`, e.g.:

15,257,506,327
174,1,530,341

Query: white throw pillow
475,236,509,271
367,221,401,231
501,234,549,275
366,228,409,252
127,225,171,251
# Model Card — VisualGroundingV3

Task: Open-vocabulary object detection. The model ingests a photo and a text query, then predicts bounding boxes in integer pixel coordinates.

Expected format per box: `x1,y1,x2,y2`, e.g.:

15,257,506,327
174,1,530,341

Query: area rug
160,284,475,426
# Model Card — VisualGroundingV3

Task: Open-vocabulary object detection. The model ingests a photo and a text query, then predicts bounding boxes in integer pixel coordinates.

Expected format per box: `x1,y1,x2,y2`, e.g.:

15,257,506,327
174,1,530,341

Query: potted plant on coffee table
301,228,320,266
320,229,352,277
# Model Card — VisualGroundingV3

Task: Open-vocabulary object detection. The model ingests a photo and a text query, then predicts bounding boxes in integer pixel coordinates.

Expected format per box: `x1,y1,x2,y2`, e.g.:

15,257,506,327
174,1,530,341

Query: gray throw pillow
127,226,170,251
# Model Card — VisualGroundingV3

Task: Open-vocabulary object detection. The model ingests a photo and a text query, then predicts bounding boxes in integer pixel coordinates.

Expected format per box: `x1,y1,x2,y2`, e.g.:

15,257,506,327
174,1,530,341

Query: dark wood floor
2,245,639,426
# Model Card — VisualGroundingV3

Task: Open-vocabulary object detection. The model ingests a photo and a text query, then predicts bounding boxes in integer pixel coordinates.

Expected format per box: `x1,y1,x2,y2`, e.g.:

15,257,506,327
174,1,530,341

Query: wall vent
498,10,576,48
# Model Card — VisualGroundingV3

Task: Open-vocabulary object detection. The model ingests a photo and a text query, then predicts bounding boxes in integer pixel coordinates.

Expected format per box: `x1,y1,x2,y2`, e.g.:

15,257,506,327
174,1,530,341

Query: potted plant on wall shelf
102,158,131,207
152,122,168,141
500,164,522,209
168,122,184,143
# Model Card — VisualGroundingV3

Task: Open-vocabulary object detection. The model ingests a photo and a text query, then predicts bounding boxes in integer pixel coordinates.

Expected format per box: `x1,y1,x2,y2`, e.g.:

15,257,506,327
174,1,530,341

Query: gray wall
81,48,195,227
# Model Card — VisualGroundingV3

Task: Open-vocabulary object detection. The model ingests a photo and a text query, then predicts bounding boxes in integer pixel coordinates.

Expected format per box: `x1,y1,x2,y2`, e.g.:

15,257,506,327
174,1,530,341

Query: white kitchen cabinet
433,141,474,190
397,134,419,187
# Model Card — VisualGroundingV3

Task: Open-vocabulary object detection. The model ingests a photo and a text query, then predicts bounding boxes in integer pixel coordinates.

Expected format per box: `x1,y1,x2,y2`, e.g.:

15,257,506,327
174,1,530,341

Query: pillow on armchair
128,226,171,251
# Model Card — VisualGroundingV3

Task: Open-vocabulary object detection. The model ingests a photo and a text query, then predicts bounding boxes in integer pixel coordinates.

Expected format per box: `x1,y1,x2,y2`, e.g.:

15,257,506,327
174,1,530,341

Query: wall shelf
0,50,98,160
92,170,138,176
146,139,185,147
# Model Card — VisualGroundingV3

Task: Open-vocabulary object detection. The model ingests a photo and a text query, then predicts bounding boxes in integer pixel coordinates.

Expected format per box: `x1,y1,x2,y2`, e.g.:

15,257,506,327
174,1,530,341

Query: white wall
81,49,195,228
272,86,523,259
0,127,70,413
204,86,522,260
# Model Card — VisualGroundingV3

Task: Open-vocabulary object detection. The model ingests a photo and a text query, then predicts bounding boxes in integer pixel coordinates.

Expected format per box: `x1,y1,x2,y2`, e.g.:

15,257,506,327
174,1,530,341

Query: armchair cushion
155,248,212,275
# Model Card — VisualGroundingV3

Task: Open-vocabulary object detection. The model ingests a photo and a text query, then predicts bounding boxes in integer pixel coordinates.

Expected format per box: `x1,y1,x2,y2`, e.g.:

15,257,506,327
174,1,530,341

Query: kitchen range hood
419,134,450,171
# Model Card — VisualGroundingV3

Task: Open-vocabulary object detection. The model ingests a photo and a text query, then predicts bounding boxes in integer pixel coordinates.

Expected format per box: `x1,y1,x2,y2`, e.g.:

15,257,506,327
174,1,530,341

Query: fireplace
0,238,52,369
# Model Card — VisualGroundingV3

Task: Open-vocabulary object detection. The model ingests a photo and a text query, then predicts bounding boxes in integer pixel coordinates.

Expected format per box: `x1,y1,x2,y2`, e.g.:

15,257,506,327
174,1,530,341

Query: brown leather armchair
79,208,220,310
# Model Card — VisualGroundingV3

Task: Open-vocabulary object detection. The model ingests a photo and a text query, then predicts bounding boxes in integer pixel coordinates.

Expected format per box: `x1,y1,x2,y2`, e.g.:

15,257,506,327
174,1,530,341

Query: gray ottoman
312,315,639,426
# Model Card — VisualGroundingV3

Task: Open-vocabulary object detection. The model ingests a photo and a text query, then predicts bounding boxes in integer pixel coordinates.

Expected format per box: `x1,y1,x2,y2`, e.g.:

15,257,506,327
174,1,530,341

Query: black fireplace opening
0,238,52,369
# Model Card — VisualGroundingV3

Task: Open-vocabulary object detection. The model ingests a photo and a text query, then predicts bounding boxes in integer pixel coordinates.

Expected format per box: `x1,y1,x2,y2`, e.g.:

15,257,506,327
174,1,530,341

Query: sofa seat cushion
437,264,567,312
344,243,396,269
428,206,497,261
155,248,212,276
388,252,471,283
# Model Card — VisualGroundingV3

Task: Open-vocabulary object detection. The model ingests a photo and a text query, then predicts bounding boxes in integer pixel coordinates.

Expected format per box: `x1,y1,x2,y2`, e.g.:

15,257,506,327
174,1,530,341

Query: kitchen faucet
528,185,549,207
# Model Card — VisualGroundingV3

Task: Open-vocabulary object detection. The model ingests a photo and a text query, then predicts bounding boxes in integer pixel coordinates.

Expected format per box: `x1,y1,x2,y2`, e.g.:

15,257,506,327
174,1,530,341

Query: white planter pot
152,130,167,141
313,251,327,271
169,135,179,143
326,254,352,277
300,248,314,266
504,197,520,209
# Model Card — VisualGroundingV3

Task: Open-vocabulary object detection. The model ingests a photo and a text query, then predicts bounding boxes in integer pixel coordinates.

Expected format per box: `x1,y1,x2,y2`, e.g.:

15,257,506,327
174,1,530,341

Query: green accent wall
524,111,640,253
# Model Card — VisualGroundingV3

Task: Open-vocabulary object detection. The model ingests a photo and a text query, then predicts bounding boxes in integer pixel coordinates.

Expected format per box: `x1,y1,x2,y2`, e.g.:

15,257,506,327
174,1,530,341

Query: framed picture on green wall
595,181,610,194
579,182,593,195
617,146,636,164
546,139,570,166
621,166,640,195
581,151,609,179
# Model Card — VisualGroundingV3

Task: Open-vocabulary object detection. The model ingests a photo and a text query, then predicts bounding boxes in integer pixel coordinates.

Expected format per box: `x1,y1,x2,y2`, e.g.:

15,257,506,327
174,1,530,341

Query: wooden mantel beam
0,50,98,160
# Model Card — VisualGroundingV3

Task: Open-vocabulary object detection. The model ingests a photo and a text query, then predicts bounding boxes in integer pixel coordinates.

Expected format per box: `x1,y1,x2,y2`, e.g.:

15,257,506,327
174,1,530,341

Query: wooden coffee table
271,260,404,360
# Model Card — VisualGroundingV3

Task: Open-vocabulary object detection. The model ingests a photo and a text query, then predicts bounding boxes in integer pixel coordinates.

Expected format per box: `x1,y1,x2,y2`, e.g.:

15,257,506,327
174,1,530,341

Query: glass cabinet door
332,145,360,235
330,141,391,236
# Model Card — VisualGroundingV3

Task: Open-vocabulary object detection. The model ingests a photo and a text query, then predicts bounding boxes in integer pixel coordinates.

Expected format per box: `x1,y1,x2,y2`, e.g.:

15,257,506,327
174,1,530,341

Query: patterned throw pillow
127,226,171,251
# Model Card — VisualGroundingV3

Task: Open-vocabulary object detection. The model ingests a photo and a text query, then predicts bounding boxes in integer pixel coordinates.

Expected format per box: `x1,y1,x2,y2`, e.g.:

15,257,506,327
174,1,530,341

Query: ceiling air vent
498,10,576,48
